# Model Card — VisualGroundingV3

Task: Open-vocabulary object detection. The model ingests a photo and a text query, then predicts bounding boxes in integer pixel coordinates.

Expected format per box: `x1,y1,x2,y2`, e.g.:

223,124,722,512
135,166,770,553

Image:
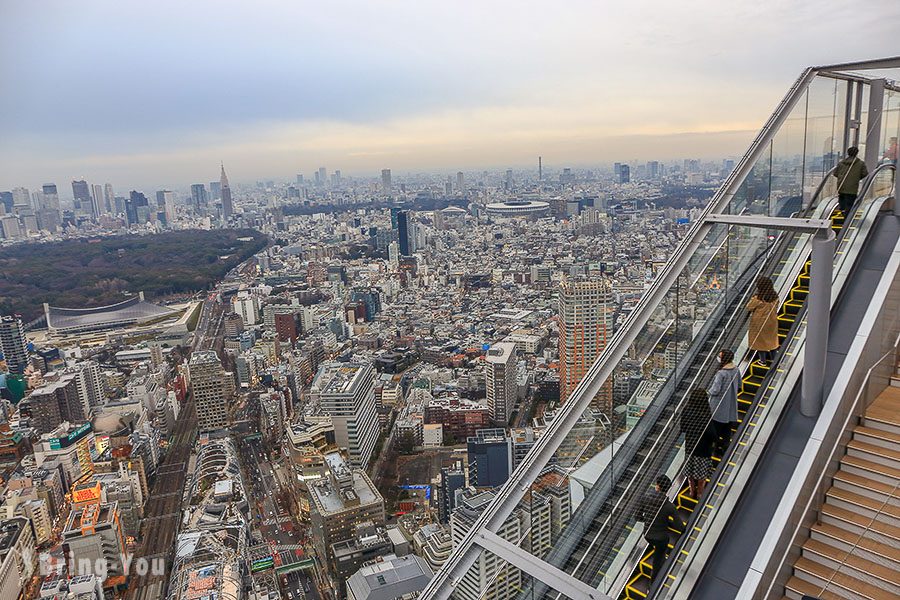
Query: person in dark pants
638,475,685,583
707,349,740,455
834,146,869,216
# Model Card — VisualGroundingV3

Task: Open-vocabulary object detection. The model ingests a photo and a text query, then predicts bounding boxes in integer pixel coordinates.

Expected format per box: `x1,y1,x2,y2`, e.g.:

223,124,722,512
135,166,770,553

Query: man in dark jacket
638,475,685,583
833,146,869,215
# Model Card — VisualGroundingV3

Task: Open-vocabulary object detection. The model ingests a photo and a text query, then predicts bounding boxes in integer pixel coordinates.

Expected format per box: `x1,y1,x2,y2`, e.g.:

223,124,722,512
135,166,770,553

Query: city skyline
2,1,899,189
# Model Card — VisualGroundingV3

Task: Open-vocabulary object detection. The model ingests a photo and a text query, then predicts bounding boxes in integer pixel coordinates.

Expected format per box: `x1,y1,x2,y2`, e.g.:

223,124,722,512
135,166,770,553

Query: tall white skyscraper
485,342,518,425
103,183,115,214
157,190,177,224
310,362,379,469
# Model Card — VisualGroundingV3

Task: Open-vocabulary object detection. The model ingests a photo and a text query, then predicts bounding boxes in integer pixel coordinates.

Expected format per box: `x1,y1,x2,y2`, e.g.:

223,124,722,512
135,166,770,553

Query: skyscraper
381,168,392,193
219,163,233,220
125,191,149,226
397,210,411,256
190,184,208,210
90,184,104,218
456,171,465,193
0,315,28,374
317,167,327,187
311,362,379,469
484,342,518,425
188,351,230,431
618,164,631,184
466,428,512,488
103,183,115,214
558,279,613,412
71,180,91,210
11,187,31,210
41,184,60,211
156,190,177,224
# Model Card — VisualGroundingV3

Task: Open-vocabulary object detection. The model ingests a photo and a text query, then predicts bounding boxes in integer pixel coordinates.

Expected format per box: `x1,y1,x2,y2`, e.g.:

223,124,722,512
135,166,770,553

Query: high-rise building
0,315,28,374
438,464,466,524
381,168,392,193
618,164,631,184
484,342,518,425
188,351,230,431
71,180,91,209
466,429,512,488
190,184,208,210
62,502,127,583
308,452,385,575
346,554,433,600
11,188,31,211
103,183,115,214
310,362,379,469
317,167,327,187
219,163,233,220
127,191,151,225
397,210,410,256
0,191,13,214
208,180,221,200
456,171,465,193
156,190,176,224
41,184,60,211
90,184,104,218
558,279,613,412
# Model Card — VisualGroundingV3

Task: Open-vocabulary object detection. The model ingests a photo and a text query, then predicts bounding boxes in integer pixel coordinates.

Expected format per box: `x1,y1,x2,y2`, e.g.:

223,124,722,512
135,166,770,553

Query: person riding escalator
637,475,686,584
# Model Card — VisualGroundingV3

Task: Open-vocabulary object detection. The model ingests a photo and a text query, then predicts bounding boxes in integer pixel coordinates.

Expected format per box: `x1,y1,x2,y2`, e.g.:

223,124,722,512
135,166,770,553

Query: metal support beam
801,227,836,416
864,79,885,170
842,81,854,156
704,213,831,233
474,530,609,600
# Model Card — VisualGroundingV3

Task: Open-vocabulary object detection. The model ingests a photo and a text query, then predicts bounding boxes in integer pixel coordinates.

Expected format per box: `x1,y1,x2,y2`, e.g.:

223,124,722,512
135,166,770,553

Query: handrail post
864,79,885,170
802,227,836,416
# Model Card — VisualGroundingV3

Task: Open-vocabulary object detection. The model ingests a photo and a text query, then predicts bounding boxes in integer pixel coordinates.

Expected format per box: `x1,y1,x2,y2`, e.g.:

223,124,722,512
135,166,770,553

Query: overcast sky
1,0,898,191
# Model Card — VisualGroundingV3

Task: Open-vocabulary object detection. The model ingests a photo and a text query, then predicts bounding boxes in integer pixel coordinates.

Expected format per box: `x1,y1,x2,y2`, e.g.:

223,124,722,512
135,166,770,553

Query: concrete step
810,522,900,570
840,453,900,488
793,556,893,600
784,575,845,600
820,502,900,548
801,538,900,596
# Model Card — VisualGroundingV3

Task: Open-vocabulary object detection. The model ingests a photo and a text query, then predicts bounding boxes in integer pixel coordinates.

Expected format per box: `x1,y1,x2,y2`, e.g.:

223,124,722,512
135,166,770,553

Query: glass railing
654,164,895,600
423,62,900,600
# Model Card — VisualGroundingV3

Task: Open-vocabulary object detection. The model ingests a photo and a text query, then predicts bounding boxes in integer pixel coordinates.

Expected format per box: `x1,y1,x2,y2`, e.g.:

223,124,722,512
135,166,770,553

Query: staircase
784,383,900,600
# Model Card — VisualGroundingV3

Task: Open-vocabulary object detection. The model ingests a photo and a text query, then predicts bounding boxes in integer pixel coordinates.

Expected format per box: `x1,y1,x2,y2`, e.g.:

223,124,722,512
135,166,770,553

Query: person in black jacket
638,475,685,583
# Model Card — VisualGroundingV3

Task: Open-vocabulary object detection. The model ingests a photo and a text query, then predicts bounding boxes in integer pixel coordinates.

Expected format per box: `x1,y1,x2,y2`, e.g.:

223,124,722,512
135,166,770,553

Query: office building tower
296,173,304,185
0,315,28,374
618,164,631,184
71,180,91,210
332,170,341,187
21,376,83,435
309,452,385,572
0,192,12,213
62,502,127,582
41,184,60,211
558,279,613,412
381,168,392,193
188,351,230,431
456,171,465,193
90,184,104,218
438,465,466,524
219,163,233,219
125,191,150,226
71,361,106,414
0,216,22,240
11,188,30,211
208,180,221,201
190,184,208,210
157,190,176,224
317,167,327,187
466,429,512,488
103,183,115,214
484,342,518,425
397,210,411,256
310,362,379,469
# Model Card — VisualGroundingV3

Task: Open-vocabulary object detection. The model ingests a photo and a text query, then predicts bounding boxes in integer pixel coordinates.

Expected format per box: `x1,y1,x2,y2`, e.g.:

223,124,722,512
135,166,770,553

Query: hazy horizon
2,0,899,191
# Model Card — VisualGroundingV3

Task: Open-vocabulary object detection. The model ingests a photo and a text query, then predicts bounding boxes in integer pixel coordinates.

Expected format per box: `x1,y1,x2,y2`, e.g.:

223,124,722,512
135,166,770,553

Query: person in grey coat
707,349,740,454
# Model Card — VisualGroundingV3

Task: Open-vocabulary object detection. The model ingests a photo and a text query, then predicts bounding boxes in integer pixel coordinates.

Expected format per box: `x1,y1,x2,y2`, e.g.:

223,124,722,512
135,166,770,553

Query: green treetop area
0,229,268,322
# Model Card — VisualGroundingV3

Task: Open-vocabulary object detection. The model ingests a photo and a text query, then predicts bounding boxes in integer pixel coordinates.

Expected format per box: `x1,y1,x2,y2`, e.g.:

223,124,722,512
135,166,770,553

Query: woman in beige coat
747,276,780,365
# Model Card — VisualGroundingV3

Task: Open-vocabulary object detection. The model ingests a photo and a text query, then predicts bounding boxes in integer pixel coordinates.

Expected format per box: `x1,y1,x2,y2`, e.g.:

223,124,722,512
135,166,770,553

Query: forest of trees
0,229,268,322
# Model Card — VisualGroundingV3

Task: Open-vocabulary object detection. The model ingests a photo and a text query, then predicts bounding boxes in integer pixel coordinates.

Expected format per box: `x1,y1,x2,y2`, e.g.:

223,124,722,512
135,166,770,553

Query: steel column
801,227,836,416
864,79,885,170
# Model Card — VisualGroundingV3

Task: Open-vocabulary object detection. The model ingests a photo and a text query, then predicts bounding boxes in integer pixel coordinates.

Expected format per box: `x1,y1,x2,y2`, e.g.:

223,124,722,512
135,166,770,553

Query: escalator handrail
807,166,838,212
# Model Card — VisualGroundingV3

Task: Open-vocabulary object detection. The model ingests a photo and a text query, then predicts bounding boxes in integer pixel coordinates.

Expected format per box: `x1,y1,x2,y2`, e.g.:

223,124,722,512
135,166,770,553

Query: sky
1,0,898,191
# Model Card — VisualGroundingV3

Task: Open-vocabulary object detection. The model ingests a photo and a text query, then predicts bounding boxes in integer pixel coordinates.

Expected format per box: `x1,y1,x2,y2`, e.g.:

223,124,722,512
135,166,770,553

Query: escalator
618,205,848,600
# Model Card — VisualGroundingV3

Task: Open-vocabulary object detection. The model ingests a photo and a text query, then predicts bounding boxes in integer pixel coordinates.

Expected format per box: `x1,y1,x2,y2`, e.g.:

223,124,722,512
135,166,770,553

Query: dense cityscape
0,157,734,600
